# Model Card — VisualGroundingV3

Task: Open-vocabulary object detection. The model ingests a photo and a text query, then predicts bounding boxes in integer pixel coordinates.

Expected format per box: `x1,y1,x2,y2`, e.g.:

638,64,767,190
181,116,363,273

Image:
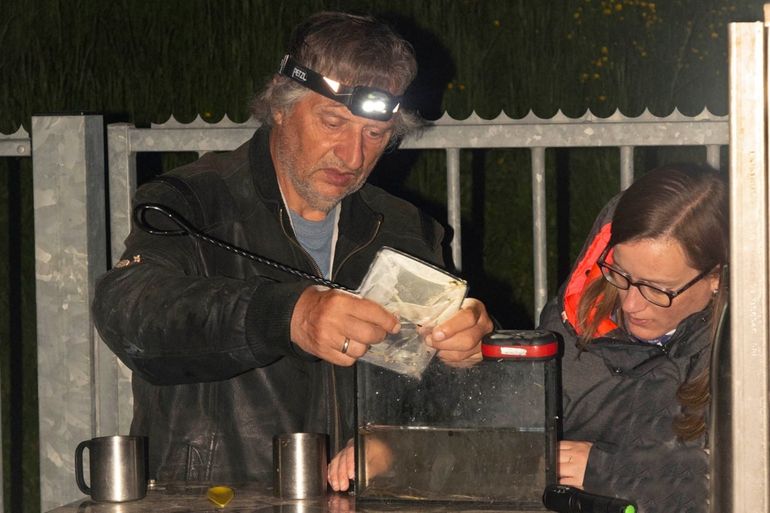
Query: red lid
481,330,559,360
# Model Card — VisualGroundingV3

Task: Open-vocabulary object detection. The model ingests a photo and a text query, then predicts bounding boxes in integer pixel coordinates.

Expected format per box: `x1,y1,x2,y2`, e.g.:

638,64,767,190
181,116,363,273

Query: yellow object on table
207,486,234,508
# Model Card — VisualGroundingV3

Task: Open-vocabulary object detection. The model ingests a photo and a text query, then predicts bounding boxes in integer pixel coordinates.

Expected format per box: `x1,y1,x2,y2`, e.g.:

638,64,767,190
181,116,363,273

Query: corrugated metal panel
31,116,107,511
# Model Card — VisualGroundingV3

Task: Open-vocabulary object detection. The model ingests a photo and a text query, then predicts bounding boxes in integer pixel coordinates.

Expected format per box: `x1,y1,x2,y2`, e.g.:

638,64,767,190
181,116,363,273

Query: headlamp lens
349,88,399,121
279,56,401,121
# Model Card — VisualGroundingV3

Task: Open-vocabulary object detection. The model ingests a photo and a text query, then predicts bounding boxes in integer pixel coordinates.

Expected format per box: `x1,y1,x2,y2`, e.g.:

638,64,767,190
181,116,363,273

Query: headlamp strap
277,55,401,121
279,56,332,97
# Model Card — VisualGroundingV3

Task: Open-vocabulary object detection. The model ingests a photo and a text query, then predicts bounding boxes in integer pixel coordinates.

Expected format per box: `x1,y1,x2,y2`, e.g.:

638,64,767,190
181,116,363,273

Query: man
93,11,492,483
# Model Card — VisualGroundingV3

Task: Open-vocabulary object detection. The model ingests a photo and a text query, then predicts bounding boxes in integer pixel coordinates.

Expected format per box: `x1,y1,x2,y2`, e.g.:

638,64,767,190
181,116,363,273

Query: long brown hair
577,163,728,440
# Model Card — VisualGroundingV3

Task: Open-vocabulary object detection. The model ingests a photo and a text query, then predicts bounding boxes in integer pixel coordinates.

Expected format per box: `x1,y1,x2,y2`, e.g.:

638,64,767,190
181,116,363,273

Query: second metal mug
273,432,328,498
75,435,148,502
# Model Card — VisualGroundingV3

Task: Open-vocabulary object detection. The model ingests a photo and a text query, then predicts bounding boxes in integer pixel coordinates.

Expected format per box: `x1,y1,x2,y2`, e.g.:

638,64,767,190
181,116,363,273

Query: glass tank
355,330,559,509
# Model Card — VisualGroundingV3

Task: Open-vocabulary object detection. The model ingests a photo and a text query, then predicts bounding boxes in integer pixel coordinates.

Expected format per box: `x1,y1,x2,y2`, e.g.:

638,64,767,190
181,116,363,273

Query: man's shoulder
164,141,251,185
134,141,257,227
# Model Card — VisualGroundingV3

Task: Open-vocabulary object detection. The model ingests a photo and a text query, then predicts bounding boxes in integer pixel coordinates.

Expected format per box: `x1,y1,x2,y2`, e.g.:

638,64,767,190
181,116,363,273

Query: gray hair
251,11,424,141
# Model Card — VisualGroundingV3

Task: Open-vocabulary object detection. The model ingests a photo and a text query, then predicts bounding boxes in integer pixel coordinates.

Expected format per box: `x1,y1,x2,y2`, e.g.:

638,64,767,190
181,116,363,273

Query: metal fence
26,108,729,510
723,19,769,513
108,109,728,317
6,18,769,513
0,126,31,158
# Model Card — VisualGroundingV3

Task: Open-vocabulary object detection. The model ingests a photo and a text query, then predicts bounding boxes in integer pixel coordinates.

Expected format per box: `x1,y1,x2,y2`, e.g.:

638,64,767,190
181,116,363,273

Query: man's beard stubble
274,139,365,214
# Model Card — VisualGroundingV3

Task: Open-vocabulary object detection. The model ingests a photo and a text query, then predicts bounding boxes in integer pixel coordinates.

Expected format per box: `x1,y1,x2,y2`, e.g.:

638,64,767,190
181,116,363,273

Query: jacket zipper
331,213,383,282
278,206,383,456
278,206,325,279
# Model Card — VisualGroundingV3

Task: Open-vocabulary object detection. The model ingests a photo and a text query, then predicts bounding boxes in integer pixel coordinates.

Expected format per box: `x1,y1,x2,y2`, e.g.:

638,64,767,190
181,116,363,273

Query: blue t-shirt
288,208,337,279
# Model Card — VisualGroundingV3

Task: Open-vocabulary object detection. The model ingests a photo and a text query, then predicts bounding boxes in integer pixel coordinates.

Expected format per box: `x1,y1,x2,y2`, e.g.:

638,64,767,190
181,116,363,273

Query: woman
540,163,727,513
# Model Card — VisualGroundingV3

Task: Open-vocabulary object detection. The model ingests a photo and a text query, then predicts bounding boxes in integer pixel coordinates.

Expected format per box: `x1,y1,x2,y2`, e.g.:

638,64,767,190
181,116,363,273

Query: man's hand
558,440,593,488
291,286,400,365
424,298,493,364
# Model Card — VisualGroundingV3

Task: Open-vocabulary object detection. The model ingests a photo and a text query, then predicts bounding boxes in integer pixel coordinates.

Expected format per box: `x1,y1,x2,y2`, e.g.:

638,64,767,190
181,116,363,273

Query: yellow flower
493,19,501,27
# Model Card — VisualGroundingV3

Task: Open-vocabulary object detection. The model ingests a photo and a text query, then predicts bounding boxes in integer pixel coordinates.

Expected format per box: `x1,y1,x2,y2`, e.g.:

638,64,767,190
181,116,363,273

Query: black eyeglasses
596,246,713,308
278,55,402,121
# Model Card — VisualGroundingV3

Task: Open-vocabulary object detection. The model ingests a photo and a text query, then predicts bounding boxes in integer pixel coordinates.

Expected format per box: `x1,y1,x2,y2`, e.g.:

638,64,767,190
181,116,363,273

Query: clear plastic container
355,330,559,509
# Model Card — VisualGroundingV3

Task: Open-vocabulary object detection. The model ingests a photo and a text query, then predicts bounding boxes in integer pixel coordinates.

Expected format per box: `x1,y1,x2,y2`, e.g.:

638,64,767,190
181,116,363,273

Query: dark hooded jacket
92,127,445,482
538,196,711,513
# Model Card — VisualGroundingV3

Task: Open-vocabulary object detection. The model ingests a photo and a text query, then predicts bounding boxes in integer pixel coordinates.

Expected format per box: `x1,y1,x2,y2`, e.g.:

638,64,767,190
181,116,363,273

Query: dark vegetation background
0,0,764,511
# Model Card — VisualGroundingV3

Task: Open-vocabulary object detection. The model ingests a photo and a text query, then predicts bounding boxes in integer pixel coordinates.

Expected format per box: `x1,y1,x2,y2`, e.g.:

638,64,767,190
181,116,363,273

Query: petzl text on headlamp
278,55,401,121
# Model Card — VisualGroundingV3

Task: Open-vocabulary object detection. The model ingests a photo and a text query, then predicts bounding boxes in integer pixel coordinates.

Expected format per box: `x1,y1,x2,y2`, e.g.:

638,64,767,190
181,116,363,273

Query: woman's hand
558,440,593,488
328,439,356,492
327,437,394,492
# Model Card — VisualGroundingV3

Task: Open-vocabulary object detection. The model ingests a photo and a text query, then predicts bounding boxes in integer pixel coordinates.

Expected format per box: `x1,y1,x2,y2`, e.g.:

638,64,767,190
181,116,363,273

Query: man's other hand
424,298,493,365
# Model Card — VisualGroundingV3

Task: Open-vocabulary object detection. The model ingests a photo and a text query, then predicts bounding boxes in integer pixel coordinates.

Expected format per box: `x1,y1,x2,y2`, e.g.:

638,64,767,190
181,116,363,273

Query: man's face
270,92,395,220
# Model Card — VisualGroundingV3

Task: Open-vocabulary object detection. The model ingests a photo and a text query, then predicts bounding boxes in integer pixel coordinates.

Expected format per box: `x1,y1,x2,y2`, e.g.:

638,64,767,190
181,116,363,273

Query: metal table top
47,482,546,513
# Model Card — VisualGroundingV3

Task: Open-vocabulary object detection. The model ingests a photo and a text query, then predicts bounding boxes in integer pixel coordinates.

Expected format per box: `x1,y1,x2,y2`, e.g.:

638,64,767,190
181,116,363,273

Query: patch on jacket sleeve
115,254,143,268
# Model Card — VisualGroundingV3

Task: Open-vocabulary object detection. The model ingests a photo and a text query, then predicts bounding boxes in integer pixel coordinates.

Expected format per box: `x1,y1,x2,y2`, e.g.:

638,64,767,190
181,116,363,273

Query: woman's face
612,237,720,340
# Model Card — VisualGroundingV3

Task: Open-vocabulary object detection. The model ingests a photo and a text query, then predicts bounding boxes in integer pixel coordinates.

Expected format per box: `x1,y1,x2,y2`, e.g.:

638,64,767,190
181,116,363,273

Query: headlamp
278,55,401,121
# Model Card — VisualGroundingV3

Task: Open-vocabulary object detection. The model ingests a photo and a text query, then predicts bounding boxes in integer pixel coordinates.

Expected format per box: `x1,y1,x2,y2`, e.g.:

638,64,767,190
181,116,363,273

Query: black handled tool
133,203,351,291
543,484,637,513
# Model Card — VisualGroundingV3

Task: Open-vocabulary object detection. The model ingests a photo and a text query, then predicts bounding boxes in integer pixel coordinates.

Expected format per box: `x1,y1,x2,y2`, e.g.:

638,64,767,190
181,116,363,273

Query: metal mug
75,435,148,502
273,432,328,499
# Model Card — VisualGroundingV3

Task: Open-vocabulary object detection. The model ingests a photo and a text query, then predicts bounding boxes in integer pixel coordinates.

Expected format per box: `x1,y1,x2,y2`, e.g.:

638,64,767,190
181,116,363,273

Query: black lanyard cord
132,203,352,292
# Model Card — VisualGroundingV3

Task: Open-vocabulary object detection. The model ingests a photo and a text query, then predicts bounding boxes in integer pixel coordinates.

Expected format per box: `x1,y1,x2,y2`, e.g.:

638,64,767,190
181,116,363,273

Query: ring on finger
341,337,350,354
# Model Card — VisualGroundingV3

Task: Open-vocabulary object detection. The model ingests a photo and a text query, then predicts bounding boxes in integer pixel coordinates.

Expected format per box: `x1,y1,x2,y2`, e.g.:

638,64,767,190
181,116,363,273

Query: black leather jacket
92,127,445,482
538,197,711,513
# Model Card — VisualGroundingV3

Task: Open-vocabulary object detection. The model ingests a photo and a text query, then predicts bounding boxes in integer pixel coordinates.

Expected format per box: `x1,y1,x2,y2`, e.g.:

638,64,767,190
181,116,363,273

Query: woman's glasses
596,246,712,308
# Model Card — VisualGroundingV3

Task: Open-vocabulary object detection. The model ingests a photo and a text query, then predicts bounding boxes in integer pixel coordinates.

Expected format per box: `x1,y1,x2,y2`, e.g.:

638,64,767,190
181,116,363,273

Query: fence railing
723,19,769,513
109,108,729,317
0,126,31,158
27,108,731,510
